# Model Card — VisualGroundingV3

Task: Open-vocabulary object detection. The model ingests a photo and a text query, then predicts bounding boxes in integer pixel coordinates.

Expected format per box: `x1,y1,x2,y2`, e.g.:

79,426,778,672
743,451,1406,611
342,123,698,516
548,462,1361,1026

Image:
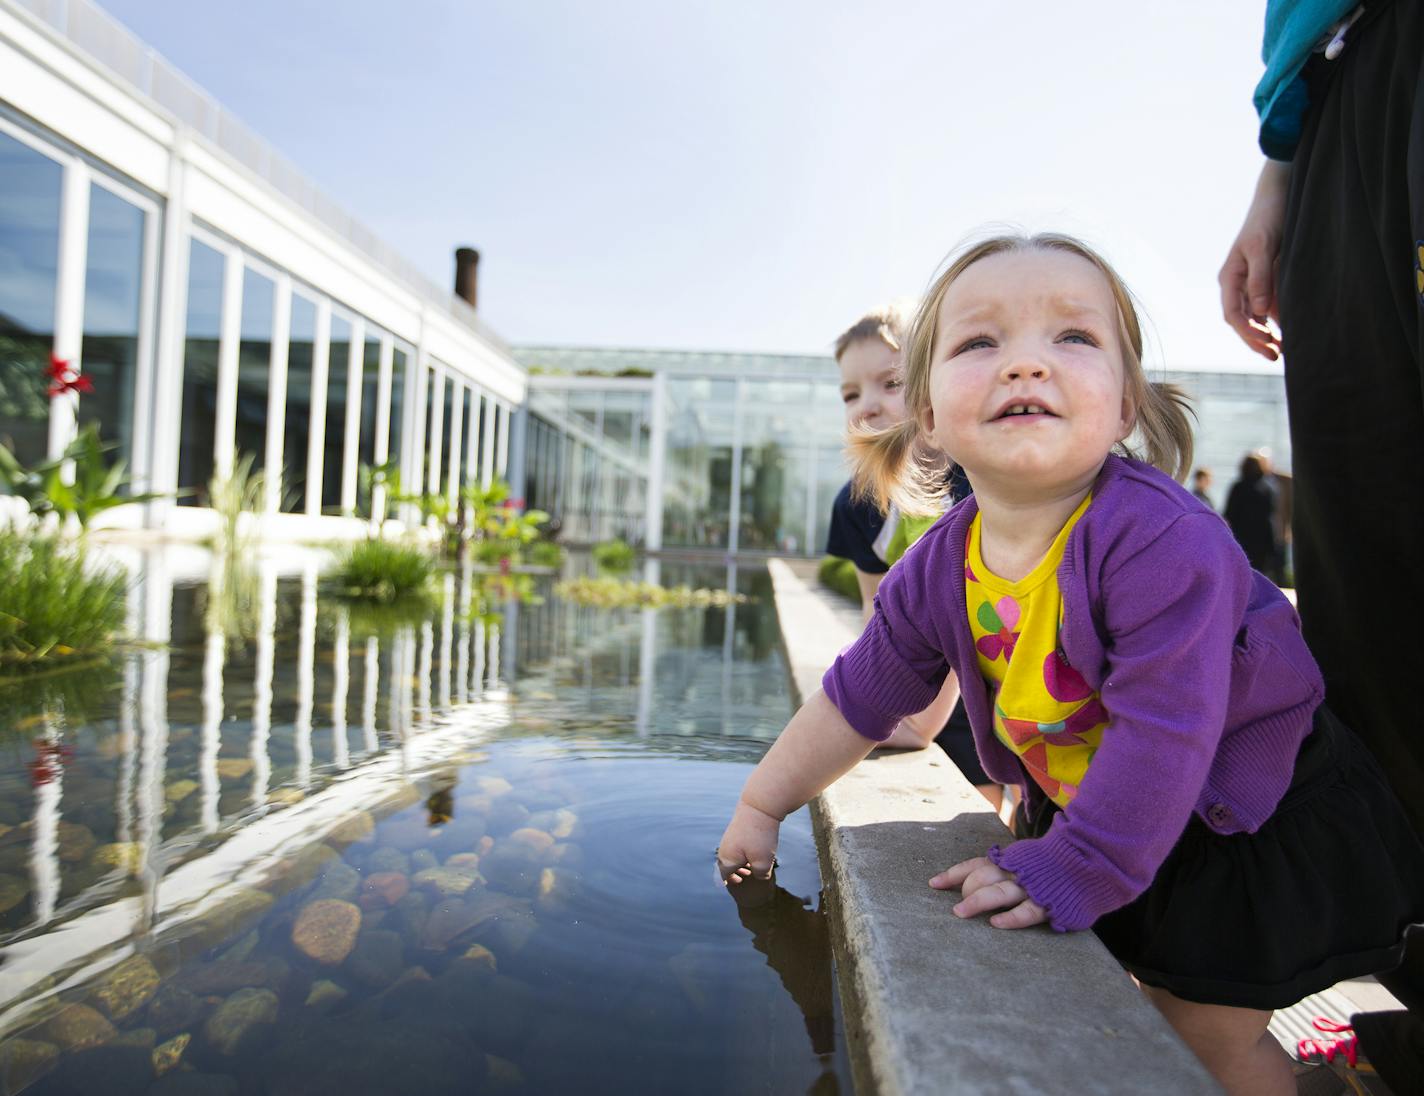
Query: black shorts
1016,707,1424,1010
933,700,991,787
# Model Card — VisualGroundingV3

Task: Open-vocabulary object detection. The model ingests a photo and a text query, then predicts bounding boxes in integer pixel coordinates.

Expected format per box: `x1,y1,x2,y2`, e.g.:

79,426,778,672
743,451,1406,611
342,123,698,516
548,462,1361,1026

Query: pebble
151,1033,190,1075
42,1002,115,1050
90,955,160,1021
550,809,578,840
326,811,375,847
0,1037,58,1091
204,987,278,1055
56,821,96,863
344,930,404,989
412,866,480,897
508,827,554,854
291,899,361,965
110,1027,156,1050
365,847,410,874
176,959,281,996
90,843,143,872
0,872,29,912
535,867,576,913
310,861,361,902
358,872,410,910
459,944,498,973
214,758,253,780
164,779,199,804
145,984,206,1037
303,979,347,1011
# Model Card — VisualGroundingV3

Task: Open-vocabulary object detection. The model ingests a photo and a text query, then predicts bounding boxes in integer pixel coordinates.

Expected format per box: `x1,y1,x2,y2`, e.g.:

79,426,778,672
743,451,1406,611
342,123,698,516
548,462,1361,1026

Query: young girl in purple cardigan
716,233,1424,1096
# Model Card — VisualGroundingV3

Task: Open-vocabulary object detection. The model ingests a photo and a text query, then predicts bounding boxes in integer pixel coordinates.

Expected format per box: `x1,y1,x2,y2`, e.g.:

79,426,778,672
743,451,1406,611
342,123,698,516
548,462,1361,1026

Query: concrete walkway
768,558,1222,1095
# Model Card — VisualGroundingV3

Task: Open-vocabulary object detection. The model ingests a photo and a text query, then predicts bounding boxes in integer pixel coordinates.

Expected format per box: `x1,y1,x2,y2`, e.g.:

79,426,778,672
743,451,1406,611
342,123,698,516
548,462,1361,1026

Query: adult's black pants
1278,0,1424,842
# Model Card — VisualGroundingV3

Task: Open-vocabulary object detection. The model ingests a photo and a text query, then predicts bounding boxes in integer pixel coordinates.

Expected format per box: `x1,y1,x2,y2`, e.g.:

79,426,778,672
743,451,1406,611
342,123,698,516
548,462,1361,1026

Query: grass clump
0,529,127,663
554,575,748,610
592,538,636,573
328,539,436,603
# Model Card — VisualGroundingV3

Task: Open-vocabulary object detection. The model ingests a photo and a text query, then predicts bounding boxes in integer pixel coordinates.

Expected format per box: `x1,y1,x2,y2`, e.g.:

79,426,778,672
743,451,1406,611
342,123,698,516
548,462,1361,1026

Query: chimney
454,247,480,310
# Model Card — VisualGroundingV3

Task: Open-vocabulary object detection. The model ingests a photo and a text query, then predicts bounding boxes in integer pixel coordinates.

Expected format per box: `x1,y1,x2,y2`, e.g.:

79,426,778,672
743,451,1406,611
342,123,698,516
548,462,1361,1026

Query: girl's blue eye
1060,329,1096,346
958,337,993,353
842,391,857,403
885,379,902,390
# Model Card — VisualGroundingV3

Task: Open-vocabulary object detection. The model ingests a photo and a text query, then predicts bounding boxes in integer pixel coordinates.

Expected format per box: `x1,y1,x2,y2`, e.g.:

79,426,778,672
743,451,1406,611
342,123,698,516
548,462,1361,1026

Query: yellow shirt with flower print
966,495,1108,807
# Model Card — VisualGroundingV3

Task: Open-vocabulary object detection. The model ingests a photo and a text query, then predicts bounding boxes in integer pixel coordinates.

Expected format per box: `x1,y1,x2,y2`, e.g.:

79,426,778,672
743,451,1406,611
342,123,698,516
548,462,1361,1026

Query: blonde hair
833,304,909,362
850,232,1194,515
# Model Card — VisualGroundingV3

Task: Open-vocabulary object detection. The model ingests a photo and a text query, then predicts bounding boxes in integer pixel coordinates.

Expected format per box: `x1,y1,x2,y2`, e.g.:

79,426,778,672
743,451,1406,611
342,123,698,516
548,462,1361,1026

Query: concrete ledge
768,559,1220,1095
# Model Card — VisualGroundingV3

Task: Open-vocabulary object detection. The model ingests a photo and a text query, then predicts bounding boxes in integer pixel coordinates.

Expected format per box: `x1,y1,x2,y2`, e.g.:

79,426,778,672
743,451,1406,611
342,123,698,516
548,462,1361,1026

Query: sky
97,0,1276,371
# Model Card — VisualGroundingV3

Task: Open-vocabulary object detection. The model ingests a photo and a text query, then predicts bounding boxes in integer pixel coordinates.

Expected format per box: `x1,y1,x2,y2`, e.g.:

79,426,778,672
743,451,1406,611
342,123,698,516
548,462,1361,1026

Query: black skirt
1016,706,1424,1011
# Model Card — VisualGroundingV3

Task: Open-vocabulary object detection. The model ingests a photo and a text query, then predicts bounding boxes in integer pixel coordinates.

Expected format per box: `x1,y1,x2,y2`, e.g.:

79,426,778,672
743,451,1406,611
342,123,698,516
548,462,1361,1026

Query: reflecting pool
0,550,848,1095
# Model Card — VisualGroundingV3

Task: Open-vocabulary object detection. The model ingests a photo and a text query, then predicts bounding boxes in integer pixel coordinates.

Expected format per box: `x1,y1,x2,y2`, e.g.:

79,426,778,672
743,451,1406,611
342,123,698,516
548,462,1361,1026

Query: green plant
554,575,749,609
463,479,550,567
327,538,436,603
0,423,167,529
0,528,127,662
208,453,265,555
817,556,860,603
527,540,565,568
592,537,636,573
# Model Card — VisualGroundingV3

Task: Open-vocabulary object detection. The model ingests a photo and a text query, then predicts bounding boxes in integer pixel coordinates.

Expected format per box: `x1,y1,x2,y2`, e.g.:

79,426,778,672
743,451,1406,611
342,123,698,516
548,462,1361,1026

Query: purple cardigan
823,455,1323,932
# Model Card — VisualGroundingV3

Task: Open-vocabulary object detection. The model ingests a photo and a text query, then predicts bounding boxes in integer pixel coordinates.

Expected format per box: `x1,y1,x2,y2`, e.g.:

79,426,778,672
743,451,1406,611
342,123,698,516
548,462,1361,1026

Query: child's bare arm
717,690,875,883
881,670,962,749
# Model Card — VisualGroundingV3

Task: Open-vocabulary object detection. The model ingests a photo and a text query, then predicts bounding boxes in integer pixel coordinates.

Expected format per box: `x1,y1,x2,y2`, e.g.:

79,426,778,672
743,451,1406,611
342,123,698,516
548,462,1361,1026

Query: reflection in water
0,547,847,1094
726,874,836,1057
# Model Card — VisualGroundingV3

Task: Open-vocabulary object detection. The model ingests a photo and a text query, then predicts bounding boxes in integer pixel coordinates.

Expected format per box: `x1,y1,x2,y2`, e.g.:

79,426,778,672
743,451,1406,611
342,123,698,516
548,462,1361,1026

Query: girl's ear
918,403,936,439
1116,390,1135,443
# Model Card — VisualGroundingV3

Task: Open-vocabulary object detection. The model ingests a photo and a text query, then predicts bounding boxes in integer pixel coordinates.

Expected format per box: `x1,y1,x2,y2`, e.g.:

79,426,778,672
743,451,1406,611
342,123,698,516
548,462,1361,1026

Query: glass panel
452,381,469,489
388,346,406,486
420,367,437,495
356,332,380,515
321,316,351,513
234,267,274,475
176,239,225,504
0,131,62,466
281,294,317,512
665,377,735,549
77,184,146,473
738,381,814,553
440,380,455,494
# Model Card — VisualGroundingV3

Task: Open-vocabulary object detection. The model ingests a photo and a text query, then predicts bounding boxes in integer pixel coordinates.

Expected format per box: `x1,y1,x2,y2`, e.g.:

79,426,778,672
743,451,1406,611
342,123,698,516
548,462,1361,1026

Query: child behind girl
716,233,1424,1096
827,307,1000,808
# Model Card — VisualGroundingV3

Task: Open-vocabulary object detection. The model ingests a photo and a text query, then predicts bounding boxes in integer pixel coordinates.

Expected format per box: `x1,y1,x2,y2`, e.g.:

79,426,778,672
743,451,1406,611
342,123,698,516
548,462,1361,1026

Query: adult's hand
1218,159,1291,361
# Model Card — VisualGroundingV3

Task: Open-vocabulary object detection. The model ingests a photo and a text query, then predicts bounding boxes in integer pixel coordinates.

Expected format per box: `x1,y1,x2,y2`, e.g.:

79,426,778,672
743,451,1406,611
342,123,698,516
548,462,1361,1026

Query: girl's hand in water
716,800,781,884
929,857,1047,929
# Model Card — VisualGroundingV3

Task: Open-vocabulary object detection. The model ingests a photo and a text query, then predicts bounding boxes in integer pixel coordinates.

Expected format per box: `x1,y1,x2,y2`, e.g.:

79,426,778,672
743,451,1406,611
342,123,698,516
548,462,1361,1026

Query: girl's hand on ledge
930,856,1047,929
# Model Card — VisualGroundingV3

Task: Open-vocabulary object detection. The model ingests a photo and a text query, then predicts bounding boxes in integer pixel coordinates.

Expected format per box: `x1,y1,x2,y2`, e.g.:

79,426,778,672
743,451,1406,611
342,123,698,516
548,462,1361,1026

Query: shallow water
0,552,848,1095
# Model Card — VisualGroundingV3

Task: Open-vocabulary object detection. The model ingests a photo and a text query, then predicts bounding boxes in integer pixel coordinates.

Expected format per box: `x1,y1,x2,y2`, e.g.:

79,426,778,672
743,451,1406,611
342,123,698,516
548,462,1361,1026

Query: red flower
27,740,75,788
46,352,93,398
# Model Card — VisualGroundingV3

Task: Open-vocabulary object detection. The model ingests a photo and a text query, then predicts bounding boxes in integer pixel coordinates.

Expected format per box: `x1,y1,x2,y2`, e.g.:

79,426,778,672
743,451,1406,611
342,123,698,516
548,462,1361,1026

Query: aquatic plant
203,454,268,645
0,528,127,663
527,539,565,568
817,556,860,603
0,423,166,530
464,480,551,568
591,537,636,574
554,576,749,610
327,538,436,603
208,452,266,556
